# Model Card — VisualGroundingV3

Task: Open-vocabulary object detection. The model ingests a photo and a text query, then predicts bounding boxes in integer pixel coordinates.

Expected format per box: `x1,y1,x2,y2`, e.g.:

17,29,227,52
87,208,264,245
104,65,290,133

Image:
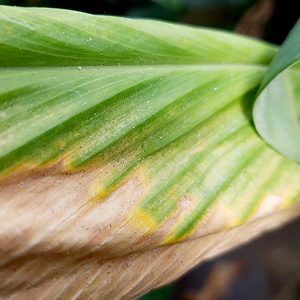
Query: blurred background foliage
1,0,299,299
139,217,300,300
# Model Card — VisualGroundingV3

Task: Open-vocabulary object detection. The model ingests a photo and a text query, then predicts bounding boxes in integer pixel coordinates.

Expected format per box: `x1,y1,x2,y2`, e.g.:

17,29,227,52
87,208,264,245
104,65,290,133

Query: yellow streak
129,207,158,234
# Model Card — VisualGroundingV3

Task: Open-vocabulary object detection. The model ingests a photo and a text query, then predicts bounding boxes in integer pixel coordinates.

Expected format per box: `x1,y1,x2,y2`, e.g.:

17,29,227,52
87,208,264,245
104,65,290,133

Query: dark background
2,0,299,299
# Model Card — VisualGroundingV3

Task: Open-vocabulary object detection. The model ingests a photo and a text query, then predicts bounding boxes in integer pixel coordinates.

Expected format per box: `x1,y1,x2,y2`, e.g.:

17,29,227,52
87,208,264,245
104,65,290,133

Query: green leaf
253,19,300,164
0,5,300,299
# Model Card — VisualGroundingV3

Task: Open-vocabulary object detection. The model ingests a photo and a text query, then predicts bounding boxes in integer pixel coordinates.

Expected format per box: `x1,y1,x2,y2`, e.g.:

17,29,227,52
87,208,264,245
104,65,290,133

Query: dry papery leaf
0,170,299,300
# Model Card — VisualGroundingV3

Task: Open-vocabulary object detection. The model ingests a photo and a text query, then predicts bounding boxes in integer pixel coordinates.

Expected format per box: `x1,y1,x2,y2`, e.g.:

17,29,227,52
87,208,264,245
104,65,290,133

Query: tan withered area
0,165,300,300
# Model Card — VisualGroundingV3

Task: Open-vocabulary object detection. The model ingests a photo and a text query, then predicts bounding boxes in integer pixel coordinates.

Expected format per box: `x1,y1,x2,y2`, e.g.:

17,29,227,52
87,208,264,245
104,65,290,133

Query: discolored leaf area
0,6,300,300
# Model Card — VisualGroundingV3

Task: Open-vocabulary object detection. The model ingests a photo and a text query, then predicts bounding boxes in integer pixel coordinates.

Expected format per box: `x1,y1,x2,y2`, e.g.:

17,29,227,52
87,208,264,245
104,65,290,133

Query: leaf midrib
0,64,269,70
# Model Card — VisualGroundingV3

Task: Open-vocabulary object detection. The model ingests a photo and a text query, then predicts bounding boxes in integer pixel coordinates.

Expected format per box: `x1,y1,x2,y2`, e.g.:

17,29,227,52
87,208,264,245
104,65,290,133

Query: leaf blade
253,19,300,164
1,6,300,300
